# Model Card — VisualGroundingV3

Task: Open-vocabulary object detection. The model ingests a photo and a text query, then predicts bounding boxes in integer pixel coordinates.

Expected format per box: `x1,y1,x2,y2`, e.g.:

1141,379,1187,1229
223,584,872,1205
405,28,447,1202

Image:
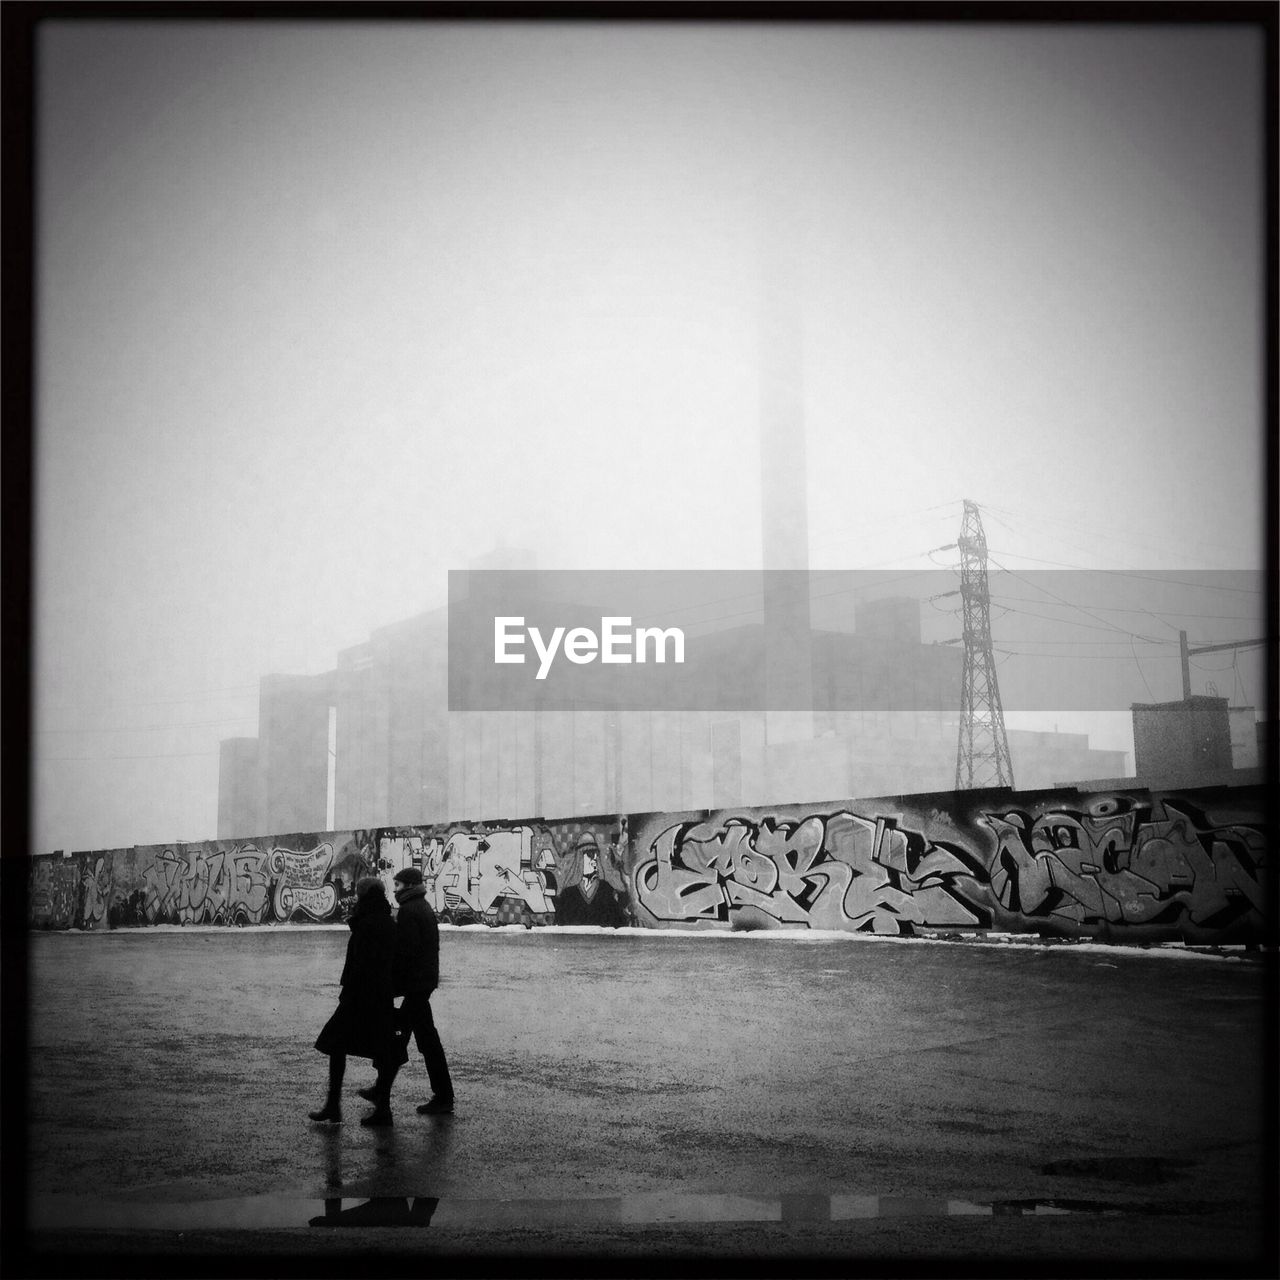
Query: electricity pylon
955,499,1015,790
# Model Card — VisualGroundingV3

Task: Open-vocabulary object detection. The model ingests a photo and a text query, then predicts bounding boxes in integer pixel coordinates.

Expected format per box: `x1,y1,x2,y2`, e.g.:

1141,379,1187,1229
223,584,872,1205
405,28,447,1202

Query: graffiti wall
27,785,1269,945
27,832,378,931
372,817,629,928
629,807,989,933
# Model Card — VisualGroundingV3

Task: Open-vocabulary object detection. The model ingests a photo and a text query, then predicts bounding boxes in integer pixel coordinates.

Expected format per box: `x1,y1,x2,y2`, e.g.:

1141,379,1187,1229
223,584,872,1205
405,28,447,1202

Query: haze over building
32,22,1267,856
216,205,1137,840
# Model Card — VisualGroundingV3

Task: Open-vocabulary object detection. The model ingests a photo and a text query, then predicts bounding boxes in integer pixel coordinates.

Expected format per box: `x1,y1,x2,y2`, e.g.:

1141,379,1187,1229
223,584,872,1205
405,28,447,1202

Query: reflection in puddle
1040,1156,1192,1184
310,1197,439,1228
30,1191,1189,1231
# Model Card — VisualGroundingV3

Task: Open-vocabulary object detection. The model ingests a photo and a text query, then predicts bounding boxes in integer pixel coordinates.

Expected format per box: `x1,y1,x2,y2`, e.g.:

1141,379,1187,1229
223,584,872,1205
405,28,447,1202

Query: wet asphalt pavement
17,927,1275,1273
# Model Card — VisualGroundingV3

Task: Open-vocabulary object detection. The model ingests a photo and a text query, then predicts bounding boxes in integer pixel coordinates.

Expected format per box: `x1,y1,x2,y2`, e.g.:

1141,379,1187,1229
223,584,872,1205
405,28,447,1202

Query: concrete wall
31,783,1268,946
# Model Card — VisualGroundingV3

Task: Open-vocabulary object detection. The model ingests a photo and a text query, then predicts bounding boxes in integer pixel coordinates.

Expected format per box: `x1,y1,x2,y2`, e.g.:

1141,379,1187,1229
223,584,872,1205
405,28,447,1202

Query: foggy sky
33,19,1267,852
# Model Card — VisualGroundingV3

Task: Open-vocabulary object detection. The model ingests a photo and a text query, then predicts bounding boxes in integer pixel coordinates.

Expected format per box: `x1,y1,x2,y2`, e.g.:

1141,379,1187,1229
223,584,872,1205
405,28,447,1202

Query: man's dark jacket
392,886,440,996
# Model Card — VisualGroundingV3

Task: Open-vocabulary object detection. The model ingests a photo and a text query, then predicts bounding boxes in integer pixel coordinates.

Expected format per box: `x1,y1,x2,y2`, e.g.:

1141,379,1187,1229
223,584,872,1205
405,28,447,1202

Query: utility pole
955,500,1015,790
1178,631,1266,700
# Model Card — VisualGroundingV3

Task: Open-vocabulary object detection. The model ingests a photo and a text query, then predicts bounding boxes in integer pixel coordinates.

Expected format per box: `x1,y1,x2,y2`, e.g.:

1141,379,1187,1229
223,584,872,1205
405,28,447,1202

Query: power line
984,550,1263,594
1189,655,1243,672
36,717,257,735
38,683,259,711
1129,636,1156,702
979,501,1175,569
986,557,1169,644
1233,651,1250,707
994,649,1179,661
37,750,221,762
989,598,1171,643
979,499,1255,569
988,638,1174,649
984,593,1263,622
808,499,963,548
629,562,954,631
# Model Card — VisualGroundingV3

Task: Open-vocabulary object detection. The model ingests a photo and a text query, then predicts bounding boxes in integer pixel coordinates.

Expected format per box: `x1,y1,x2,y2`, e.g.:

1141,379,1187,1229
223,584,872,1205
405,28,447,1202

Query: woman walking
309,876,405,1127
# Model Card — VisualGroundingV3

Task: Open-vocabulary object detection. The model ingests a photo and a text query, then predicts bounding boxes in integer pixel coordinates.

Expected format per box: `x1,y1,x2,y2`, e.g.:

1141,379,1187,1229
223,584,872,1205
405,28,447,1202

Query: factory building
216,589,1129,839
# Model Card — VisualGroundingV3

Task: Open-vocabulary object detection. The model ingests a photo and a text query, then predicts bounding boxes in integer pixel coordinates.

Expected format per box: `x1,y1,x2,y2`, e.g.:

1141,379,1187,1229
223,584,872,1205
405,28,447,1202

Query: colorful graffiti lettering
144,846,234,925
633,810,987,934
985,796,1266,934
228,848,271,925
25,788,1268,944
429,826,557,925
373,832,426,900
144,849,182,923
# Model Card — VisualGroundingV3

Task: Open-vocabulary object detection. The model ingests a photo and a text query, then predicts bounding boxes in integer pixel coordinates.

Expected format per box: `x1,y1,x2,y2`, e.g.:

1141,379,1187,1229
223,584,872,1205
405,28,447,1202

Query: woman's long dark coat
315,892,404,1063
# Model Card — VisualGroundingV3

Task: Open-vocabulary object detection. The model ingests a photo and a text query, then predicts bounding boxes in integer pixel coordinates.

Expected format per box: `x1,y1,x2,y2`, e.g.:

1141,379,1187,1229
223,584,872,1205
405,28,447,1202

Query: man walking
363,866,455,1117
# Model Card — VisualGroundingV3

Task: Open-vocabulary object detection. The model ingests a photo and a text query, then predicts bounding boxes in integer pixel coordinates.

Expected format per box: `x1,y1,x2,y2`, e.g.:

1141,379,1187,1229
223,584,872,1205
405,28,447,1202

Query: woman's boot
360,1057,397,1127
309,1053,345,1123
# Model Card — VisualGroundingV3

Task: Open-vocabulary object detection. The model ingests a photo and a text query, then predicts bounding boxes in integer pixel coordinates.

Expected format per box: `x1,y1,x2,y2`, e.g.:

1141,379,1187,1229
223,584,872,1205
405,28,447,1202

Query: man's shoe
360,1107,394,1128
416,1096,454,1116
356,1086,380,1103
308,1103,342,1124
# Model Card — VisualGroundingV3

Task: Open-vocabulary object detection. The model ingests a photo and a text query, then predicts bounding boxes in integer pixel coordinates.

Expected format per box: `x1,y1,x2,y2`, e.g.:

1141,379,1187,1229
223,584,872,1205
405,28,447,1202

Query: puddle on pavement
29,1191,1202,1231
1040,1157,1193,1185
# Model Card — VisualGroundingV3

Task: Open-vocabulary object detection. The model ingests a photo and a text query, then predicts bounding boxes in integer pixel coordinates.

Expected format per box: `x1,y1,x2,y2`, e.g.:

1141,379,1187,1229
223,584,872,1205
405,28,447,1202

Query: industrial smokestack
758,184,813,743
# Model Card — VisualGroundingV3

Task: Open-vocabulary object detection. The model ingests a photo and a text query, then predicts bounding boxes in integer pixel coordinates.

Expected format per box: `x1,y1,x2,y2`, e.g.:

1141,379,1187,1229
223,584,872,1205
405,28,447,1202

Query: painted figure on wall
107,890,149,929
555,832,629,927
324,830,377,919
79,856,111,929
104,848,149,928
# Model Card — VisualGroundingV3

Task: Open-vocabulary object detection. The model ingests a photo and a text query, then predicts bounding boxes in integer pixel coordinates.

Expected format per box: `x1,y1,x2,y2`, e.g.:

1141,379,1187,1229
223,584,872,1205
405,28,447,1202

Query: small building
1131,695,1234,784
